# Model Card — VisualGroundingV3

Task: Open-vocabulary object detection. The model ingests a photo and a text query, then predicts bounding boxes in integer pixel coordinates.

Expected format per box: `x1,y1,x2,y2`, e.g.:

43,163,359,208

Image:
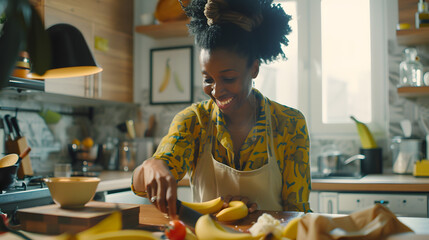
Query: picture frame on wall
150,46,193,105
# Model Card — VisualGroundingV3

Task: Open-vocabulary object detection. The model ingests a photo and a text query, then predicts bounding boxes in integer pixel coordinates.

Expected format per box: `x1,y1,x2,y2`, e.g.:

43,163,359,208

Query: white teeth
219,98,233,105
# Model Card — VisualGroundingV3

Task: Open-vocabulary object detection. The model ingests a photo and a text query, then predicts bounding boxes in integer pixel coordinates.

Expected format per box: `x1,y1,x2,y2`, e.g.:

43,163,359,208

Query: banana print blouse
136,89,311,212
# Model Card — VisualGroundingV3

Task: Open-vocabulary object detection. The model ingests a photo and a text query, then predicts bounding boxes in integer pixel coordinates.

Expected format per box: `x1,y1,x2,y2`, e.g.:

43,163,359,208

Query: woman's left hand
223,195,258,213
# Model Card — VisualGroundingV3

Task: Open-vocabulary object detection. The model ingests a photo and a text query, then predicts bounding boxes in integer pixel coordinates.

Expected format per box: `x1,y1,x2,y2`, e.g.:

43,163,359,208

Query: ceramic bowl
44,177,100,208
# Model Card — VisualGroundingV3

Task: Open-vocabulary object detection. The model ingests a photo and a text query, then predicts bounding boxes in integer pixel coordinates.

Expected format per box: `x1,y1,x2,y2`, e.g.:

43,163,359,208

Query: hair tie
204,0,263,32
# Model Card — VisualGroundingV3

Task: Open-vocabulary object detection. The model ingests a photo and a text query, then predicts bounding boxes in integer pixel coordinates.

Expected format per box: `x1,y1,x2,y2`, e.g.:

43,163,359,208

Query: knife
11,117,23,139
4,115,15,141
176,199,203,228
176,200,239,233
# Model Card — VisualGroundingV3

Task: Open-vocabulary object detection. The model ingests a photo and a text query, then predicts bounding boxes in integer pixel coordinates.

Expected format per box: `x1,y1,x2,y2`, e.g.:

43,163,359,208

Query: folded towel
298,204,413,240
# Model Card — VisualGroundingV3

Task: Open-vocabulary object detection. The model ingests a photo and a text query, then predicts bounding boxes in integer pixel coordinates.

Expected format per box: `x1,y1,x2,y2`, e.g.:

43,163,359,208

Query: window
255,0,387,138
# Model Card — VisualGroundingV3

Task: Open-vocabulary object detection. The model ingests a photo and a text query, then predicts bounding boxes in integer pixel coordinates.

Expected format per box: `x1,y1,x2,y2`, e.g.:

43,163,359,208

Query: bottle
416,0,429,29
399,48,423,87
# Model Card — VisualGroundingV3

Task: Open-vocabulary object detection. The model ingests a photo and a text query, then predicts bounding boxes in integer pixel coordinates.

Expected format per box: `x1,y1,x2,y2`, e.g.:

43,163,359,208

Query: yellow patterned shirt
148,89,311,212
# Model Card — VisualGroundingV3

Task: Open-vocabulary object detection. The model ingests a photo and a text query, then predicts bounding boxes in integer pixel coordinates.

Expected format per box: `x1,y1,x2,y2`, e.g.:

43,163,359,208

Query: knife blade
176,199,203,228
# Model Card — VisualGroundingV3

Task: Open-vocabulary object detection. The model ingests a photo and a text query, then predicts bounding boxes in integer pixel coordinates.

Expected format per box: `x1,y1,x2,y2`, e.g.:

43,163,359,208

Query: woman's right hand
136,158,178,218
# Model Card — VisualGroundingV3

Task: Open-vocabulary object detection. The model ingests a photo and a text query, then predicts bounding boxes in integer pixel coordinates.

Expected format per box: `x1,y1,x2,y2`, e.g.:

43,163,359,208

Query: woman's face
200,48,259,116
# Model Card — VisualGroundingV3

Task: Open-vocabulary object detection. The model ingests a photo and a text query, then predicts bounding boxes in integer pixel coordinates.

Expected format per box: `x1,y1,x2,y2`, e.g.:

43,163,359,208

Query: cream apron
190,100,283,211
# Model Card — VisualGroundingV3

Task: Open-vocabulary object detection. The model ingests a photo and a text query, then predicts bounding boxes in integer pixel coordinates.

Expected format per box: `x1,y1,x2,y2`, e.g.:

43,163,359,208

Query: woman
132,0,311,218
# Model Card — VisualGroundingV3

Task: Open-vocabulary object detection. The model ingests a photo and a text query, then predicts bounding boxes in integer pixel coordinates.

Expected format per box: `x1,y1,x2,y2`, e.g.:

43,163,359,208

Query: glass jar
399,48,423,87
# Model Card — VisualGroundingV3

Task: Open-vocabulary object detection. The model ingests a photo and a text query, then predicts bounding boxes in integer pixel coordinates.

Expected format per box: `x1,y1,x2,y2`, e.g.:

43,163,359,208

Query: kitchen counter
312,174,429,192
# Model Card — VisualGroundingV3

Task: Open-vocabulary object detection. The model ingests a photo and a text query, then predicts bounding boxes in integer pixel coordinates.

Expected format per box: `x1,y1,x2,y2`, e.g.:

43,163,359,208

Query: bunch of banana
216,201,248,222
181,197,224,214
195,214,260,240
282,217,301,239
350,116,377,149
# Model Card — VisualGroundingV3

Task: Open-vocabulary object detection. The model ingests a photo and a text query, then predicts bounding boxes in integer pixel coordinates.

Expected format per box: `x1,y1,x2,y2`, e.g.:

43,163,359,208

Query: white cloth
190,102,283,210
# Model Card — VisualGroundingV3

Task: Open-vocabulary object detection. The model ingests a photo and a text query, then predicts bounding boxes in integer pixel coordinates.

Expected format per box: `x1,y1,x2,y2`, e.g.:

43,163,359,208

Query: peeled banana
159,58,171,93
216,201,248,222
350,116,377,149
282,217,301,239
181,197,224,214
195,214,257,240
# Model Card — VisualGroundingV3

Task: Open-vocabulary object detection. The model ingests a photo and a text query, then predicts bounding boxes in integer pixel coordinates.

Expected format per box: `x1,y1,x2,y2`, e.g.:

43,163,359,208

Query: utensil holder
360,147,382,175
5,137,33,179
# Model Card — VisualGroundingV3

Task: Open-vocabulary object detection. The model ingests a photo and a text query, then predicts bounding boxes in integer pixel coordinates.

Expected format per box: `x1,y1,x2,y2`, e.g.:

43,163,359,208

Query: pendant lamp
28,23,102,79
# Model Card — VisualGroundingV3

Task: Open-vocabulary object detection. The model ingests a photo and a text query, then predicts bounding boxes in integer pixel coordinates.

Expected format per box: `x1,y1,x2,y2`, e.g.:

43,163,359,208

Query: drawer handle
374,200,389,205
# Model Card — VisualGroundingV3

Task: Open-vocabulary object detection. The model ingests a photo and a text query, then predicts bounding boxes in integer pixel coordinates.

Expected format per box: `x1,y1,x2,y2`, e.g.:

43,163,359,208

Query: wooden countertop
312,174,429,192
137,204,429,235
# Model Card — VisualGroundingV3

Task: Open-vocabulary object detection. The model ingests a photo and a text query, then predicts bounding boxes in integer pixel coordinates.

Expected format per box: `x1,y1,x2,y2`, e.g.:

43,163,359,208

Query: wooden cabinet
135,20,190,39
397,0,429,45
31,0,134,103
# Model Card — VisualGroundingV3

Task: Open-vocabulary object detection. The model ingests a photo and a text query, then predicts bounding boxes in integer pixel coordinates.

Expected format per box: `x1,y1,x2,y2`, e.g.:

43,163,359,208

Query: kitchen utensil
10,116,22,139
360,147,383,174
0,148,31,191
17,201,140,235
176,199,203,228
391,137,423,174
0,153,19,168
400,119,412,138
318,152,363,175
3,114,15,141
44,177,100,209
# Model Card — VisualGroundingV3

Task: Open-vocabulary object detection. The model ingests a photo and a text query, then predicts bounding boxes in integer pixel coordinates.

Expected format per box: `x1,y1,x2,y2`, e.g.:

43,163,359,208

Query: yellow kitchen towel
297,204,413,240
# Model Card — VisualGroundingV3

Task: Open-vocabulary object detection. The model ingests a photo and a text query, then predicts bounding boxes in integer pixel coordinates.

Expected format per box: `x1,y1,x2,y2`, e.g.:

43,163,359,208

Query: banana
76,211,122,240
195,214,257,240
158,58,171,93
83,229,159,240
181,197,224,214
282,217,301,239
185,227,197,240
216,201,248,222
350,116,377,149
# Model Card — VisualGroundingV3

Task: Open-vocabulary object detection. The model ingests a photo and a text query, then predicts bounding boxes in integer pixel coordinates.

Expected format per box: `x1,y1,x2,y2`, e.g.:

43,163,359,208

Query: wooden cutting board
17,201,140,235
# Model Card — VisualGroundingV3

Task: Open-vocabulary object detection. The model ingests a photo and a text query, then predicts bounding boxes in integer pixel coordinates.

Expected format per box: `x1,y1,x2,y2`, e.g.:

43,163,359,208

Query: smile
216,97,234,109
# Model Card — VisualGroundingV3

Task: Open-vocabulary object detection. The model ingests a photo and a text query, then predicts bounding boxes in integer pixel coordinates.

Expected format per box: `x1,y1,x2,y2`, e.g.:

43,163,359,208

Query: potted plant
0,0,51,89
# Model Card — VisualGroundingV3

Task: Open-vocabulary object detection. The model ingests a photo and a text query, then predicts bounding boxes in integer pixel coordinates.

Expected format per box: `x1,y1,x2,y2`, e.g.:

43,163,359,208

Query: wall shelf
396,28,429,45
397,86,429,98
135,20,190,39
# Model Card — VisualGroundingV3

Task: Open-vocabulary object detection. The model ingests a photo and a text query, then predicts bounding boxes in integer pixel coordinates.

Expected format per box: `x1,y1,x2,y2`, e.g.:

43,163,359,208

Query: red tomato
165,220,186,240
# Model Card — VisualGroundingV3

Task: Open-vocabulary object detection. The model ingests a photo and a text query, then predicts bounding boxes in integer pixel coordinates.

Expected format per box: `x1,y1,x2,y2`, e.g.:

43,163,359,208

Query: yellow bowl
44,177,100,209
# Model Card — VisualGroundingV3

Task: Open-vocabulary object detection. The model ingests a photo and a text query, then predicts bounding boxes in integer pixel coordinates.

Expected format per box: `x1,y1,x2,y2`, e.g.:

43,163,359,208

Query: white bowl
44,177,100,209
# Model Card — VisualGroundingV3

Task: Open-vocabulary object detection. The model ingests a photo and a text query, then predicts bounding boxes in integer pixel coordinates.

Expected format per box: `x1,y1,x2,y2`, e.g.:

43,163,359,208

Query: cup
54,163,72,177
140,13,154,25
360,147,382,175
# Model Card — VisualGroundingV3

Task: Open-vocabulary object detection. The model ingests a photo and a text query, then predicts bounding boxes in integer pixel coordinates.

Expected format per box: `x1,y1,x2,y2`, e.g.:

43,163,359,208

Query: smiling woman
132,0,311,218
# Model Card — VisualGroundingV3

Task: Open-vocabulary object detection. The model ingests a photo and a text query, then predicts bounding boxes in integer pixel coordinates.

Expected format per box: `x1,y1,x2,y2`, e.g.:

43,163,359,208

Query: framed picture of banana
150,46,194,105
